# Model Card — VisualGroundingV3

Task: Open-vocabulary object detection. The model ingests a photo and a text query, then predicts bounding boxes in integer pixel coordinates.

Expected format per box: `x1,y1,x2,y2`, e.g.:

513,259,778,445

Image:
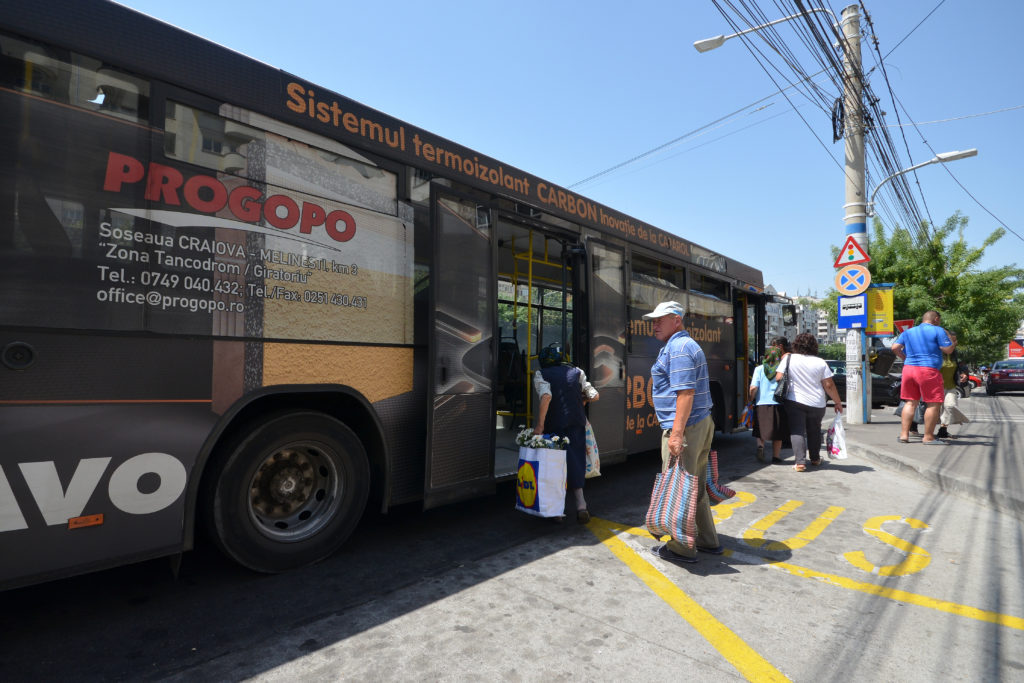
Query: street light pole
695,6,976,424
838,4,871,425
694,5,870,420
868,149,978,216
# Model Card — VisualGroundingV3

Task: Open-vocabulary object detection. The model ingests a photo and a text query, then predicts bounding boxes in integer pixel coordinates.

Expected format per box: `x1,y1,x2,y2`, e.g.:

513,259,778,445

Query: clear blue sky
116,0,1023,297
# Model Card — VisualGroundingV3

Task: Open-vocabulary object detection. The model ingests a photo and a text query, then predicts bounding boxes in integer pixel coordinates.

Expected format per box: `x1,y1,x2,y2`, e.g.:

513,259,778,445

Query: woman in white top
775,333,843,471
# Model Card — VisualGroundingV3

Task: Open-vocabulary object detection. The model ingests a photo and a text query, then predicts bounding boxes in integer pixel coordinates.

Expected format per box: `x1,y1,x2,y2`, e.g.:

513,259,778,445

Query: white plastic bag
515,446,567,517
825,413,848,460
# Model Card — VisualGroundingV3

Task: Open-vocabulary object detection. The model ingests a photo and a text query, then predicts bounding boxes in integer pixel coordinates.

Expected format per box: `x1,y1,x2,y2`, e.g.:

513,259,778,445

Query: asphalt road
3,395,1023,682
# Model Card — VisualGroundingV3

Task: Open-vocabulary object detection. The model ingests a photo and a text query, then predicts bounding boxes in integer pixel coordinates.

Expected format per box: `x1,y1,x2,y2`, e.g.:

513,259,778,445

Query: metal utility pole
839,4,871,425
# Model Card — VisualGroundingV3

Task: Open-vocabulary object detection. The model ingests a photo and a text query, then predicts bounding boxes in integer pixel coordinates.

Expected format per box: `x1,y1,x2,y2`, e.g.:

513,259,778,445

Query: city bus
0,0,767,590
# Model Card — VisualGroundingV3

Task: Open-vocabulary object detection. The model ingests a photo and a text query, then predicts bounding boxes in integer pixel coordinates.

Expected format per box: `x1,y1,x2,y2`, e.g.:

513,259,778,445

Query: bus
0,0,767,590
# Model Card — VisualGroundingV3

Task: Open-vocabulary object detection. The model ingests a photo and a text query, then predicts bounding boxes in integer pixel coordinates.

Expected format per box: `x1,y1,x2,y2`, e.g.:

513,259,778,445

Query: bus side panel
624,309,662,454
0,332,216,590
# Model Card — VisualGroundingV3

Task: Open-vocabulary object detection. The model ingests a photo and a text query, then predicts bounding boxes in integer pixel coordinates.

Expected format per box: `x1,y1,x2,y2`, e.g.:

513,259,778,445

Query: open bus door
585,241,627,461
424,192,496,508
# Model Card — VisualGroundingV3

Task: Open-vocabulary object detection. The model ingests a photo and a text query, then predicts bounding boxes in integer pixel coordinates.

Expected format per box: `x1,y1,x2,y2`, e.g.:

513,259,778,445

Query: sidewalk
833,408,1024,521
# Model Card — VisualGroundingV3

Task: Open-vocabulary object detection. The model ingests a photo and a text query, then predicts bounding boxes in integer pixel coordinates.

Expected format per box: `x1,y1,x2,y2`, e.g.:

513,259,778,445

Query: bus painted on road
0,0,766,589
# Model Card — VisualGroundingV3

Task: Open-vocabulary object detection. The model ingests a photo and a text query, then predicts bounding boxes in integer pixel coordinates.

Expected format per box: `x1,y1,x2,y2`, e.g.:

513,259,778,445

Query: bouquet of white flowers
514,427,569,450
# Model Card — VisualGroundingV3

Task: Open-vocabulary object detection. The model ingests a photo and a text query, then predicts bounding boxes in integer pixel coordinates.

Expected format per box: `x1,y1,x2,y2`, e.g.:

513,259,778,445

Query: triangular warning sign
834,236,870,268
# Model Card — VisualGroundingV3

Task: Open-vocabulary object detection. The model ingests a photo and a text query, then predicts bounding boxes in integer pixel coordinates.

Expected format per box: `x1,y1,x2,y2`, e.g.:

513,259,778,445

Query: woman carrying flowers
533,343,599,523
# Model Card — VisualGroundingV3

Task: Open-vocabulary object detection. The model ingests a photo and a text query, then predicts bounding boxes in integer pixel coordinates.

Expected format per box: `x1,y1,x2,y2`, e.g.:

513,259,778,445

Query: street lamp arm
867,149,978,215
694,7,837,52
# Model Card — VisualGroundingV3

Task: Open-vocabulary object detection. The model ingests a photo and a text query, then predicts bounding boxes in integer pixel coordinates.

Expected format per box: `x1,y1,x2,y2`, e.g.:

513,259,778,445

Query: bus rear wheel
204,411,369,573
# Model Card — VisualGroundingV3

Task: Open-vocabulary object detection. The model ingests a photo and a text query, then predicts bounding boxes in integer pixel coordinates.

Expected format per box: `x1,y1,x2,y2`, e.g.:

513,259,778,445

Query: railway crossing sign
834,236,870,268
835,264,871,295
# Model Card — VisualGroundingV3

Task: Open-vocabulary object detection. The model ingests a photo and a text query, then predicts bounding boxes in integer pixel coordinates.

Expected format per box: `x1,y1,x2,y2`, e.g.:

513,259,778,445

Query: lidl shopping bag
645,460,699,548
515,446,567,517
705,449,736,503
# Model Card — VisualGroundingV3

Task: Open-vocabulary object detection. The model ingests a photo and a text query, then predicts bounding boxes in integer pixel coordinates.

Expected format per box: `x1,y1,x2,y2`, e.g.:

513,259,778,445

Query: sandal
794,463,806,472
809,458,822,466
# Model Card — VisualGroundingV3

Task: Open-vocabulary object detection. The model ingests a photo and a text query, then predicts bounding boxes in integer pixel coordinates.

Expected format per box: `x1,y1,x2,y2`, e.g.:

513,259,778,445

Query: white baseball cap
643,301,685,319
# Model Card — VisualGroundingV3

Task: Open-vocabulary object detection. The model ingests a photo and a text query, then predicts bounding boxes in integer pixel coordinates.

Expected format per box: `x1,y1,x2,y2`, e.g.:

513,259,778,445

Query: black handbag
773,356,791,402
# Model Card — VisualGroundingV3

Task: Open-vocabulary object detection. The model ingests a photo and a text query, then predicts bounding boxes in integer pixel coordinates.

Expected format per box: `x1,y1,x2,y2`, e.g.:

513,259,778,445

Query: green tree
818,342,846,360
832,213,1024,365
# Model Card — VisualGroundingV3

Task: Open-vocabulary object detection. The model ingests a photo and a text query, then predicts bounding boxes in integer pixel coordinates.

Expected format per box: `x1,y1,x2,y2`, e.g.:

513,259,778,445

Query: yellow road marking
587,517,790,682
768,559,1024,630
843,515,931,577
742,500,846,551
711,490,757,523
603,517,1024,632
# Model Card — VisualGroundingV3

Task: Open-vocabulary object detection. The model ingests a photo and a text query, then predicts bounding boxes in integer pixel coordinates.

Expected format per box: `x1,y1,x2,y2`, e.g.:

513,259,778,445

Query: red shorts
900,365,945,403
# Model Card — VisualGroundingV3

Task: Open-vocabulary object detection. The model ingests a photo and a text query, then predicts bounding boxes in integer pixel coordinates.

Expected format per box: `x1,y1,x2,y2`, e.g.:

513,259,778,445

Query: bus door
586,241,626,462
734,291,752,429
424,192,496,509
735,290,767,429
493,217,579,479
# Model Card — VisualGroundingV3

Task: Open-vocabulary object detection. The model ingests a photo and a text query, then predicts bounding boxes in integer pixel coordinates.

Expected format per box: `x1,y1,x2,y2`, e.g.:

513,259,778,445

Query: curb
849,442,1024,522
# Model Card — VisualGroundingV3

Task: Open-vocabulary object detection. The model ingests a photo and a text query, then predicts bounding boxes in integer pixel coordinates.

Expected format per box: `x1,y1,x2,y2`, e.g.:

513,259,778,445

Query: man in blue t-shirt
892,310,955,444
645,300,721,565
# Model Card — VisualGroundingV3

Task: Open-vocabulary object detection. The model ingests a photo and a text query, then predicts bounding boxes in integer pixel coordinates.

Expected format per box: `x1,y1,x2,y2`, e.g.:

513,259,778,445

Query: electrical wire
880,104,1024,128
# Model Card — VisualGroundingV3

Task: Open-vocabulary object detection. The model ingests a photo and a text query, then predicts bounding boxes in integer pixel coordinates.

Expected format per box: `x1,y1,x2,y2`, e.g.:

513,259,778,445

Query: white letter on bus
108,453,187,515
0,466,29,532
19,458,111,526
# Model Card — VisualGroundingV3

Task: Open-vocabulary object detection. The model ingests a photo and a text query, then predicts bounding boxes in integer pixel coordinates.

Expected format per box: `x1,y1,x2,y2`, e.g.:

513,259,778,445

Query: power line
880,103,1024,128
880,0,948,61
568,68,831,189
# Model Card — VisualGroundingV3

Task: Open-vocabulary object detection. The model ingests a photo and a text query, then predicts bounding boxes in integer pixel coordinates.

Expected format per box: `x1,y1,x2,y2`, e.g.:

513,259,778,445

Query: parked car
825,360,902,407
986,359,1024,395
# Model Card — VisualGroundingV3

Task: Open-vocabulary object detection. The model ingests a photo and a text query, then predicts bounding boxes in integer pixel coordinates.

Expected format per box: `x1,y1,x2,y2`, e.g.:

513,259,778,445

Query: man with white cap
644,300,722,565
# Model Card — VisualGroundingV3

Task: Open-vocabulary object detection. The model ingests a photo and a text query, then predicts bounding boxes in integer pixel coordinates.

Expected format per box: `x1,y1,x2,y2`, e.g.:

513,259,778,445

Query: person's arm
667,389,695,458
578,369,600,403
748,384,758,402
533,370,551,434
775,356,789,382
891,342,906,360
533,394,551,434
822,377,843,413
939,329,956,355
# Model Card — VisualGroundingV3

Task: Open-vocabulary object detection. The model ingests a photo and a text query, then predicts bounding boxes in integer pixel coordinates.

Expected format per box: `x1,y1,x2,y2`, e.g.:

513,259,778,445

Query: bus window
0,32,149,122
164,102,398,216
629,252,685,311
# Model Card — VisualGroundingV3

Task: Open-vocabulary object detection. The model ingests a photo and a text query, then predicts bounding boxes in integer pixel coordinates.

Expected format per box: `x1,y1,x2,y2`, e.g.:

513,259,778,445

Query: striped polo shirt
651,330,712,429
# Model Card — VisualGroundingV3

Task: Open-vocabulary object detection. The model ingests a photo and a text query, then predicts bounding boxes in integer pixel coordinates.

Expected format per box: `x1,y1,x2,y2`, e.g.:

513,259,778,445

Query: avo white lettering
0,453,187,532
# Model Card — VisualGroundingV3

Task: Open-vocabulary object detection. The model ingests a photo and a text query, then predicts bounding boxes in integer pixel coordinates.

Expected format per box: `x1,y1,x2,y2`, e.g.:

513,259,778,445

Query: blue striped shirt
651,330,712,428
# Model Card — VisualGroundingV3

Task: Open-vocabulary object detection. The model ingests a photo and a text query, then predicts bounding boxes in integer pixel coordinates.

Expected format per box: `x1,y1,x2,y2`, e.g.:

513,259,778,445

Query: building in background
763,290,839,347
816,307,839,345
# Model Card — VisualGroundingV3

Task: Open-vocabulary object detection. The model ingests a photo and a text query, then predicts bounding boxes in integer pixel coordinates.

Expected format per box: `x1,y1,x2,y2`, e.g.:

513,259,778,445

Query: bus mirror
782,305,796,326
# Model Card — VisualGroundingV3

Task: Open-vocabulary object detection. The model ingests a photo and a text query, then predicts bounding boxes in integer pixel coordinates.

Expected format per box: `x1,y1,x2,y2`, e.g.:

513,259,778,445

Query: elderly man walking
892,310,956,444
644,300,723,565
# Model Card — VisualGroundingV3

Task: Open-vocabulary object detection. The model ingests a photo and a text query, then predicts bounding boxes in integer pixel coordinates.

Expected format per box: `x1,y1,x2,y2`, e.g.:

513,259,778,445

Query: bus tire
204,411,369,573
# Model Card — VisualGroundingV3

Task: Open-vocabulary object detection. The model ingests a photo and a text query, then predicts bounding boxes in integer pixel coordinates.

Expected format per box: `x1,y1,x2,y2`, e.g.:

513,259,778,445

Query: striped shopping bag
645,458,699,548
705,449,736,503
